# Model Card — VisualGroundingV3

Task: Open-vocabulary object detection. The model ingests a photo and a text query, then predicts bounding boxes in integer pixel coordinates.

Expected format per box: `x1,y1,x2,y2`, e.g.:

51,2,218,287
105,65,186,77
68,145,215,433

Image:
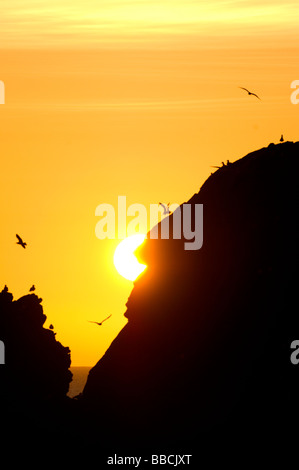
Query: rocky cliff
82,142,299,450
0,287,72,405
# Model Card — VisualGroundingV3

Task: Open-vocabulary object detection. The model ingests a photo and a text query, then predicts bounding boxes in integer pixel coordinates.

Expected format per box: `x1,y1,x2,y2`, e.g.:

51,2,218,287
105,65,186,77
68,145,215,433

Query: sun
113,234,147,281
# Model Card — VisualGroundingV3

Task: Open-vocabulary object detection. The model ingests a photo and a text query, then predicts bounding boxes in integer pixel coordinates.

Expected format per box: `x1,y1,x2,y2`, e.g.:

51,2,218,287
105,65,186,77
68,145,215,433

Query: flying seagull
239,87,261,100
159,202,171,215
88,314,112,326
16,234,27,249
29,285,35,292
280,134,284,142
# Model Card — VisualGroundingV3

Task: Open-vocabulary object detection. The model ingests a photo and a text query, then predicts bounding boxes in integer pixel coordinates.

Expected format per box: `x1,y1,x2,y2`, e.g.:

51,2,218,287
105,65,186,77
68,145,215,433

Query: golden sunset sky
1,0,298,365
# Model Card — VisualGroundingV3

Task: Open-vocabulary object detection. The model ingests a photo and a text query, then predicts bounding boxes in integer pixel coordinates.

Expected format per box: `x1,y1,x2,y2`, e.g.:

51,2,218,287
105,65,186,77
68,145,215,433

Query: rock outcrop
0,287,72,405
82,142,299,449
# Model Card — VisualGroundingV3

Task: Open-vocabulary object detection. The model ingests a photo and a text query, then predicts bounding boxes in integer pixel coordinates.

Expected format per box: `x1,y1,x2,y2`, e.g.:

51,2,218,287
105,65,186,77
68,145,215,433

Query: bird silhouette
159,202,171,215
280,134,284,142
16,234,27,249
29,285,35,292
49,324,54,330
239,87,261,100
211,161,225,168
88,314,112,326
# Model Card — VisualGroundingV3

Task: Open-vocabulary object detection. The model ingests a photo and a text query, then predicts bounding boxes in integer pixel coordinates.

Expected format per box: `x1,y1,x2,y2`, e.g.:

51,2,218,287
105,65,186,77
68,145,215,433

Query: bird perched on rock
211,161,228,169
16,234,27,249
159,202,171,215
239,87,261,100
280,134,284,142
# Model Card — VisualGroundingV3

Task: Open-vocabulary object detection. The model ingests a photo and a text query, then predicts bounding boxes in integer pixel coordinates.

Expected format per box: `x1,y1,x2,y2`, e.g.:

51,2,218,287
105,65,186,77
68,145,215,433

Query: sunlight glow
113,234,147,282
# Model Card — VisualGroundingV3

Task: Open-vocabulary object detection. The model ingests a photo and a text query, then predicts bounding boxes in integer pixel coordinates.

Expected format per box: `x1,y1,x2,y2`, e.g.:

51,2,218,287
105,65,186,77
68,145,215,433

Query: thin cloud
1,0,299,48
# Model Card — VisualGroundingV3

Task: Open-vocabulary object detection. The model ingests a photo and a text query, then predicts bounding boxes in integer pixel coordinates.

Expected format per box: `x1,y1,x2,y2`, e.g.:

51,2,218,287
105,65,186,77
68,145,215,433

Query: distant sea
68,367,91,398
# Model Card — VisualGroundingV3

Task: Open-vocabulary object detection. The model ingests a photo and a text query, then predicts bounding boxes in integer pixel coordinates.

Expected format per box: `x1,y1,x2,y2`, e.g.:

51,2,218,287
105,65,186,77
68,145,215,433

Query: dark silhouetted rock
82,142,299,452
0,288,72,405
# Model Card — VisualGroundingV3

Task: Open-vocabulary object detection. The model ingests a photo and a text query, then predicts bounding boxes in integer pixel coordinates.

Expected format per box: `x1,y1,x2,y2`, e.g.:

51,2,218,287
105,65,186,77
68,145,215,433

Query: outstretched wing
159,202,166,211
88,321,101,325
239,87,250,93
251,93,261,100
101,314,112,323
16,234,22,243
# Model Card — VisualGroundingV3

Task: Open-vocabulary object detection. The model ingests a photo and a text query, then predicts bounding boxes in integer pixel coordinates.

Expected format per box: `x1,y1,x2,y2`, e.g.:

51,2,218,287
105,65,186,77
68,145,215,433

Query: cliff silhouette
0,288,72,413
81,142,299,451
1,142,299,461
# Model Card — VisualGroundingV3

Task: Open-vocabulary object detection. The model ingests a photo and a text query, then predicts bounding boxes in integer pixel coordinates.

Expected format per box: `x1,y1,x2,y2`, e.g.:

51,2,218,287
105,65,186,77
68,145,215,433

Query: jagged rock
0,288,72,404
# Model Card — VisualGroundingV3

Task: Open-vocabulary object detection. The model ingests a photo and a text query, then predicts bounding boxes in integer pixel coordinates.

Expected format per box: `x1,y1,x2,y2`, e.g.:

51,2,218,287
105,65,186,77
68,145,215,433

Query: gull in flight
159,202,171,215
239,87,261,100
88,314,112,326
16,234,27,249
29,285,36,292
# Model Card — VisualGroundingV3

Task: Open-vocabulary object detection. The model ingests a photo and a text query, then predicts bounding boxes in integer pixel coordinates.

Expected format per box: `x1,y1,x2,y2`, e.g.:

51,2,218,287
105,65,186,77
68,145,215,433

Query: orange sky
1,1,299,365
